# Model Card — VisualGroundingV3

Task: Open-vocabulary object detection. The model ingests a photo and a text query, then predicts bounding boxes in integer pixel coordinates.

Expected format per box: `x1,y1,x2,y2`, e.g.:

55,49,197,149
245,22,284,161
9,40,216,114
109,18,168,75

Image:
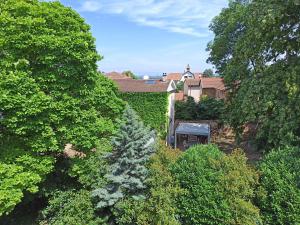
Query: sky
57,0,228,76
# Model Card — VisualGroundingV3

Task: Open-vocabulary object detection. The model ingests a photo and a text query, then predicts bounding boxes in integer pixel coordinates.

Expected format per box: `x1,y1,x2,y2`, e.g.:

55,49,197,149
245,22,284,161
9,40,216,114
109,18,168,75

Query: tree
122,70,138,79
257,146,300,225
39,190,106,225
92,105,156,209
176,81,184,92
202,69,214,77
207,0,300,150
172,144,261,225
0,0,123,215
175,96,197,120
113,142,183,225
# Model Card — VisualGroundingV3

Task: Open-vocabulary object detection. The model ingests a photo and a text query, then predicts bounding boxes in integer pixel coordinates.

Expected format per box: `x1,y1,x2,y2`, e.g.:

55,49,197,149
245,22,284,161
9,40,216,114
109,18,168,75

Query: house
112,79,176,93
163,64,202,83
183,77,226,102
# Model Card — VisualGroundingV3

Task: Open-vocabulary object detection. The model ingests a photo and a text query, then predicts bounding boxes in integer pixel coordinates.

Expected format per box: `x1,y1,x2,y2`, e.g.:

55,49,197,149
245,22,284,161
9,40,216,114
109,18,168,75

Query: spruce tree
92,105,156,208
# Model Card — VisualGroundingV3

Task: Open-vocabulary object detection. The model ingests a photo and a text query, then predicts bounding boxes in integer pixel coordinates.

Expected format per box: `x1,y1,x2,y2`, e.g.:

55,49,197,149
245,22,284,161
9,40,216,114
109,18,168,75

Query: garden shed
175,123,210,150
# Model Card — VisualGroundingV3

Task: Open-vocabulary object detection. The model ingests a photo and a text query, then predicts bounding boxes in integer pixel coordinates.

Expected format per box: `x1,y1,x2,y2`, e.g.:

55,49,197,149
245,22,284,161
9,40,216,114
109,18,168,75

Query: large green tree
172,145,261,225
0,0,123,215
257,146,300,225
208,0,300,150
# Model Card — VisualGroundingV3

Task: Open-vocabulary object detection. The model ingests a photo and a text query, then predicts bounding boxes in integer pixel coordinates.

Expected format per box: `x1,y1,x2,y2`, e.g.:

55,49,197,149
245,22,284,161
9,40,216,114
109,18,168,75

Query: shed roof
175,123,210,136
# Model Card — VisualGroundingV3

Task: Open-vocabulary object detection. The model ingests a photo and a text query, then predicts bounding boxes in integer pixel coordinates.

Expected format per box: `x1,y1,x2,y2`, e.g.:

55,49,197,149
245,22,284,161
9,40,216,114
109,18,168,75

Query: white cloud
80,1,102,12
79,0,228,37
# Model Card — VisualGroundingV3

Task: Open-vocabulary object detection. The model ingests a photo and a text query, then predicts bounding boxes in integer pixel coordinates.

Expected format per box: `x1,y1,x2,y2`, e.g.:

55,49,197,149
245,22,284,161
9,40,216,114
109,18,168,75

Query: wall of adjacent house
189,86,201,102
202,88,216,98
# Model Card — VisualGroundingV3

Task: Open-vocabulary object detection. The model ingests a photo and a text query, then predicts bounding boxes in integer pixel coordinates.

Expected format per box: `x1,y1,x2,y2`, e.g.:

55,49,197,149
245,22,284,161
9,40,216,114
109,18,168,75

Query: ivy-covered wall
121,92,169,136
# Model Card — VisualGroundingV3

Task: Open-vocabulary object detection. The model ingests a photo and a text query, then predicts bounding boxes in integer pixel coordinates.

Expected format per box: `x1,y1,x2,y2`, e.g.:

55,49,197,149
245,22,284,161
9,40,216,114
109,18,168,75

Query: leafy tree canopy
207,0,300,150
172,144,261,225
122,71,138,79
202,69,214,77
0,0,123,215
257,146,300,225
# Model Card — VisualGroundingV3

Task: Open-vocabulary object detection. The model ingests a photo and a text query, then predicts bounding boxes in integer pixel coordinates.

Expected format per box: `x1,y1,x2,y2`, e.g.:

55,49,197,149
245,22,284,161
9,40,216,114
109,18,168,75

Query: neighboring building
112,79,176,93
183,77,226,102
164,64,202,82
200,77,226,100
184,79,201,102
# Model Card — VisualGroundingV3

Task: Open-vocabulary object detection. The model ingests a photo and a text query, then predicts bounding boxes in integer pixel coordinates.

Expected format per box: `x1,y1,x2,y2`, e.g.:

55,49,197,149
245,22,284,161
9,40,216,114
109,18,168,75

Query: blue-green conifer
92,105,156,208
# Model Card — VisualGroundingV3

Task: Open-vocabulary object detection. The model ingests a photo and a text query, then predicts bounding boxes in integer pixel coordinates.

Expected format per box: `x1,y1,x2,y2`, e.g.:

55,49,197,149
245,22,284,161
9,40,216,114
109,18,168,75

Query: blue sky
57,0,228,76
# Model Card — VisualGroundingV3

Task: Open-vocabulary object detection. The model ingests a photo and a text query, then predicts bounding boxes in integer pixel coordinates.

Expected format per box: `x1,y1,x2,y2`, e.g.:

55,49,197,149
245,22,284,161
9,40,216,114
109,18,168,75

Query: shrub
113,143,183,225
172,144,261,225
257,146,300,225
39,190,106,225
175,96,224,120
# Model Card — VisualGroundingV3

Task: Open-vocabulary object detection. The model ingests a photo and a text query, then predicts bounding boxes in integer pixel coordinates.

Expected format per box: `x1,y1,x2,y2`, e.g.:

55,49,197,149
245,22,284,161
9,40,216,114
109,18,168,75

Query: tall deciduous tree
172,145,261,225
92,106,156,209
0,0,123,215
207,0,300,150
257,146,300,225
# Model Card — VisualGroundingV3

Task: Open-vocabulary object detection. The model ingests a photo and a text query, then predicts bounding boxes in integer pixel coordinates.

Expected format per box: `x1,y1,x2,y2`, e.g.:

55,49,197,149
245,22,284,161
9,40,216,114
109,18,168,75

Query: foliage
0,0,123,215
92,106,156,209
172,144,261,225
207,0,300,149
176,81,184,92
113,142,183,225
122,70,138,79
256,146,300,225
121,92,168,136
175,96,224,120
202,69,214,77
39,190,106,225
68,139,112,189
0,155,54,216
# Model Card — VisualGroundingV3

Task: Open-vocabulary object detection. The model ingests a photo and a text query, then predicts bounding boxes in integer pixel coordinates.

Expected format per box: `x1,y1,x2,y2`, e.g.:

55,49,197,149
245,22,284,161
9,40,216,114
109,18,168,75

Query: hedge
120,93,169,136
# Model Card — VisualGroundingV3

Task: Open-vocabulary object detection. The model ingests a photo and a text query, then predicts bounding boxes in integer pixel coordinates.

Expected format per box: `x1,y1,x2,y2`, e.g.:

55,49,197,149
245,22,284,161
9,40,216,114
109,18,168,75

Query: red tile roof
185,79,201,86
166,72,202,81
201,77,225,90
166,73,181,81
113,79,170,93
105,71,132,80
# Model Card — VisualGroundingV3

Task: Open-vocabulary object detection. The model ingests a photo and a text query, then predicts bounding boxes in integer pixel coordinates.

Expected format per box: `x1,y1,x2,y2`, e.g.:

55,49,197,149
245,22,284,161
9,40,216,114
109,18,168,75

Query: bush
175,96,224,120
172,144,261,225
39,190,106,225
257,146,300,225
113,142,183,225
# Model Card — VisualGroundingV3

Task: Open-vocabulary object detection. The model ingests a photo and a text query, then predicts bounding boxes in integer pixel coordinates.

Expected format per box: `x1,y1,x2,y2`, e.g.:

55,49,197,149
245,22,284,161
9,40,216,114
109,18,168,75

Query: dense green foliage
176,81,184,92
208,0,300,150
122,71,138,79
202,68,214,77
0,0,123,216
257,146,300,225
175,96,224,120
121,92,168,136
113,143,183,225
40,190,106,225
172,145,261,225
92,106,156,209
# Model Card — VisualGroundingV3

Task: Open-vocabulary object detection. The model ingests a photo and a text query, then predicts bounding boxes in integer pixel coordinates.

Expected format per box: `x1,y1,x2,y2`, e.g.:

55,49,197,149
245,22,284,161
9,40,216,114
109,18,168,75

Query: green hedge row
120,92,169,136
